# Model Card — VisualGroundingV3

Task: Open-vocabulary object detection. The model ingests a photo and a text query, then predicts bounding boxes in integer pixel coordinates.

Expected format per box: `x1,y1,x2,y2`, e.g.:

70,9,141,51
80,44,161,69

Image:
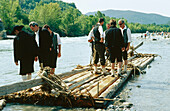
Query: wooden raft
0,42,156,108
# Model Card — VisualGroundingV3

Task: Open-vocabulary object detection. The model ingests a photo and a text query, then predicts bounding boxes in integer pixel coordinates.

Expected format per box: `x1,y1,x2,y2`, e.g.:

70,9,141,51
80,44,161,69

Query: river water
0,34,170,111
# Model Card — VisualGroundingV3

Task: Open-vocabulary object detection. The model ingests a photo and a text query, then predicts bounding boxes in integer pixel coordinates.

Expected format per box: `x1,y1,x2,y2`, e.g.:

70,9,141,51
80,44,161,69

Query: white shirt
35,29,39,47
98,23,104,39
120,25,132,43
54,33,61,45
87,28,94,41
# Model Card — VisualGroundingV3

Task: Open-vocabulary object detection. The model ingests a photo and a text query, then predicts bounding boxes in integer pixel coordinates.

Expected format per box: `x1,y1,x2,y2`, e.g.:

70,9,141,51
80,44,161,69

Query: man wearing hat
29,22,53,68
13,25,37,81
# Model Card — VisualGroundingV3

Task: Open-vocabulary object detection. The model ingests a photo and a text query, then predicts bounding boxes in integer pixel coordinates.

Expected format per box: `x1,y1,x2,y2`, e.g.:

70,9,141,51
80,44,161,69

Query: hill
86,9,170,24
20,0,77,13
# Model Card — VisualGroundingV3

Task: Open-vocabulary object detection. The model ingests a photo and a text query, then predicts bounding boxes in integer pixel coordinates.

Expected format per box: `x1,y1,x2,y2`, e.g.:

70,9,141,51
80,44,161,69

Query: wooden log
71,75,104,94
67,72,92,87
0,99,6,110
96,71,132,107
138,56,154,69
130,57,148,67
0,78,43,97
64,71,90,84
59,67,90,79
70,74,102,91
80,75,109,94
96,56,155,107
128,42,143,54
88,75,118,98
0,67,90,97
128,55,137,61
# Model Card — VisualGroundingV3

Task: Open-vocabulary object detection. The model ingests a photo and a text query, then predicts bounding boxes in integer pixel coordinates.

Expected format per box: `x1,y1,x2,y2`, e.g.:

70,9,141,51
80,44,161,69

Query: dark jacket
105,26,125,48
51,32,58,52
33,27,53,66
93,24,102,44
36,27,53,53
14,31,37,62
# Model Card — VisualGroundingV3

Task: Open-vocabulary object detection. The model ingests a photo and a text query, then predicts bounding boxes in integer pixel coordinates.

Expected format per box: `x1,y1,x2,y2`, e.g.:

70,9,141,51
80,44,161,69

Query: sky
62,0,170,17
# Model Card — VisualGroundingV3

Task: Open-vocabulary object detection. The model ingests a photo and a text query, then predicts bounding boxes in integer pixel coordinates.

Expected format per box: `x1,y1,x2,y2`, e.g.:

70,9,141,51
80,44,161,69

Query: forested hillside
0,0,170,36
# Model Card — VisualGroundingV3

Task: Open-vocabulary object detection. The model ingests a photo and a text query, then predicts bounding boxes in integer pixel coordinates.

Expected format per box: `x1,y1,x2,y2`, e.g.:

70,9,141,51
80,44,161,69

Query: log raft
0,42,157,108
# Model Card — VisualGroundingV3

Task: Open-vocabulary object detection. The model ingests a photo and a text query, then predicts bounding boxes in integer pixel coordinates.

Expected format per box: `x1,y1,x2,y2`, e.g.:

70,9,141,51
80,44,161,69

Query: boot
27,74,32,80
93,66,98,74
111,69,115,77
102,67,107,75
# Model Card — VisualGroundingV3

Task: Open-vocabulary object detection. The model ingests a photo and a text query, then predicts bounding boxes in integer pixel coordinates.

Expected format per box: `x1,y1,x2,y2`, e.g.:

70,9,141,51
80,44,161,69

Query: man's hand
50,48,52,51
88,39,93,42
58,52,61,57
35,57,38,61
106,47,109,54
100,38,104,43
126,46,129,51
15,62,18,65
122,47,125,52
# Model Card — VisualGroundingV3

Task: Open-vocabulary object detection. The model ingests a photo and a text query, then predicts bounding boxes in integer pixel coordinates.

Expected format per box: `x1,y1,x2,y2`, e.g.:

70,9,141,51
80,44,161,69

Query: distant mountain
86,9,170,24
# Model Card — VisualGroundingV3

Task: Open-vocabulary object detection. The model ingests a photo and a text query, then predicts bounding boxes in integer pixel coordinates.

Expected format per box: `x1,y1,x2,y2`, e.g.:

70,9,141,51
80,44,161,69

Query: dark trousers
122,50,128,60
122,43,128,60
109,47,122,63
93,43,105,65
37,48,51,67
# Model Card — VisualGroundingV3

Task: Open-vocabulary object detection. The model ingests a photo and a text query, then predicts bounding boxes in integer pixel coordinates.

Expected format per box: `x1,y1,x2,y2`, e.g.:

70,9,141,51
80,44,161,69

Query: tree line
0,0,170,37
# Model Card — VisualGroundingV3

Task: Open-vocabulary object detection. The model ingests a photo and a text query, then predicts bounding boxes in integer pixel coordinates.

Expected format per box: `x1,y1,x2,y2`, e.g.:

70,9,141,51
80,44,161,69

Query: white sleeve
127,28,132,43
88,29,94,40
57,33,61,45
98,26,104,38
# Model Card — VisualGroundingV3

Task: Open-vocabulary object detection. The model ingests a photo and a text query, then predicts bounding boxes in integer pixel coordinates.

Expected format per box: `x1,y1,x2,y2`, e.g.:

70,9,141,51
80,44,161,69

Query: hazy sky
62,0,170,17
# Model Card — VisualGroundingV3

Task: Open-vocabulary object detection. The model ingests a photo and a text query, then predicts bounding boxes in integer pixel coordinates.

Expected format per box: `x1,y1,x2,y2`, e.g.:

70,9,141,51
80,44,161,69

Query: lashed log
0,78,43,97
0,99,6,110
96,56,155,107
0,68,89,97
80,75,109,94
65,71,91,86
128,42,143,54
138,56,154,69
71,75,104,94
88,76,118,98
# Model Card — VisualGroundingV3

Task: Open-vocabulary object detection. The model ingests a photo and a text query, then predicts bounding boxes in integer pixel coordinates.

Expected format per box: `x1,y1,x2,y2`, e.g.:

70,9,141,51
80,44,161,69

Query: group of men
13,22,61,81
88,18,131,77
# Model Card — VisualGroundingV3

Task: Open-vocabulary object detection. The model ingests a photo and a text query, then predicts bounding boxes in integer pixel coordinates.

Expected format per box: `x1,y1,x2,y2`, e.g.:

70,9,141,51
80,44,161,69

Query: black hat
11,25,24,35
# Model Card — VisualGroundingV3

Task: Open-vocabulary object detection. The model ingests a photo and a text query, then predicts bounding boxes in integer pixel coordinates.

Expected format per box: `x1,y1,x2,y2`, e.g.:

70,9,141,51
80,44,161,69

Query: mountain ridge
86,9,170,24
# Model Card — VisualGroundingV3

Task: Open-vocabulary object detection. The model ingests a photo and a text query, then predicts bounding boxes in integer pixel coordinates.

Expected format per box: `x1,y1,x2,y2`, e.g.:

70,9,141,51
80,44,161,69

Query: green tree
29,2,62,33
61,7,82,36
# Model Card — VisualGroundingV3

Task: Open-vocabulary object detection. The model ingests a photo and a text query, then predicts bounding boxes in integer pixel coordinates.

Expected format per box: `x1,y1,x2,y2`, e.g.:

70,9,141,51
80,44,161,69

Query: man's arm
126,28,132,51
58,45,61,57
43,29,53,50
119,29,125,52
98,26,104,43
13,38,19,65
57,34,61,57
88,29,94,42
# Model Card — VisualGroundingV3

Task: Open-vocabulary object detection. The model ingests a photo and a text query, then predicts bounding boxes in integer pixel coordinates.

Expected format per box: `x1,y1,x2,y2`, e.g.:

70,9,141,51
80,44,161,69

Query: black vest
93,24,101,44
123,27,128,47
